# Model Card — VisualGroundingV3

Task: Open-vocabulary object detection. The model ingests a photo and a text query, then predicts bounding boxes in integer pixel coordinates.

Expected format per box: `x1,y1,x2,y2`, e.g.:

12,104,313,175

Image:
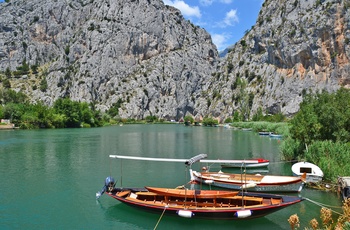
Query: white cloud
199,0,232,6
223,9,239,26
212,33,230,51
199,0,214,6
163,0,201,18
220,0,233,3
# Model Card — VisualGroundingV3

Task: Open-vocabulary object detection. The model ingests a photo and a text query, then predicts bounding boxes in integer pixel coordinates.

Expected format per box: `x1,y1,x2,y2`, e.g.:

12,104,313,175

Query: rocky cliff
0,0,217,120
201,0,350,121
0,0,349,122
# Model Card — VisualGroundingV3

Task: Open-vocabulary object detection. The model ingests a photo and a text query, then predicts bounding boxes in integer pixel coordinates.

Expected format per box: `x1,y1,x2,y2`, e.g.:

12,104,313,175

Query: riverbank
0,123,16,129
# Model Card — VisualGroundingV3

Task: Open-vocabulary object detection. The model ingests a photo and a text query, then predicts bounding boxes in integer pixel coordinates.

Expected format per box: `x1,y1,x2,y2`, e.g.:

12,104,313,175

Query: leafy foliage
305,141,350,182
145,115,157,123
0,89,27,104
53,98,101,128
0,91,103,129
284,88,350,181
202,117,218,126
184,115,194,124
290,88,350,145
107,99,123,117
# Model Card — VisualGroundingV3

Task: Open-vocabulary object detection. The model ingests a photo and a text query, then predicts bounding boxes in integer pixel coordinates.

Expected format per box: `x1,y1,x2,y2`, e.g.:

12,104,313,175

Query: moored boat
97,154,303,220
258,131,270,136
99,183,303,220
291,162,323,183
190,169,306,192
269,133,283,139
220,158,269,168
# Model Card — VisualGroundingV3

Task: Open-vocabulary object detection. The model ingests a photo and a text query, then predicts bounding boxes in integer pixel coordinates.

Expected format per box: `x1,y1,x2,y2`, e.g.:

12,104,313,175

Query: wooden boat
97,154,303,220
102,185,302,220
337,177,350,201
220,158,269,168
291,162,323,183
190,169,306,192
146,187,239,198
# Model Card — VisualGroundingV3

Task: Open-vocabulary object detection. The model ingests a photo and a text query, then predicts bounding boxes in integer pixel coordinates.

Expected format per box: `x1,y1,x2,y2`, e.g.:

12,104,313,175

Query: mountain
0,0,349,122
199,0,350,121
0,0,218,120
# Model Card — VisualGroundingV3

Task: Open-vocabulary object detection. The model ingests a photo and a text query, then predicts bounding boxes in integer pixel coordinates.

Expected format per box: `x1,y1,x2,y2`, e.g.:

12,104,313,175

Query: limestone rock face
0,0,349,122
197,0,350,120
0,0,218,120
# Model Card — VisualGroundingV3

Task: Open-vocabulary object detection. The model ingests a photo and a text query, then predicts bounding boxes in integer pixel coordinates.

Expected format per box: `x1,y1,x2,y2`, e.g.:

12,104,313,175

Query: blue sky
0,0,263,51
164,0,263,51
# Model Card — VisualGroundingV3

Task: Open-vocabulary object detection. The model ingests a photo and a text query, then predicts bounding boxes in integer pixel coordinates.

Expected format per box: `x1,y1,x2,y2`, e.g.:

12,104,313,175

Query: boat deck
116,190,282,209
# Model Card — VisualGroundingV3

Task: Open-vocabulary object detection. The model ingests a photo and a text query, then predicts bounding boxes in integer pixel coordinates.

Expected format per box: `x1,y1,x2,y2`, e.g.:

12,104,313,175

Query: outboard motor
96,176,116,199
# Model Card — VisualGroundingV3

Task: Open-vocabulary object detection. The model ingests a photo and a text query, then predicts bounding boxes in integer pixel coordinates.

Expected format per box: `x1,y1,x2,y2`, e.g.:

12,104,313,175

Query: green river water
0,124,342,229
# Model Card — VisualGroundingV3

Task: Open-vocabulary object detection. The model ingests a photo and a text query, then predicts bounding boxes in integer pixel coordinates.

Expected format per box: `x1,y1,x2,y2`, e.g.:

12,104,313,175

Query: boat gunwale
196,172,303,186
106,189,303,217
145,186,239,198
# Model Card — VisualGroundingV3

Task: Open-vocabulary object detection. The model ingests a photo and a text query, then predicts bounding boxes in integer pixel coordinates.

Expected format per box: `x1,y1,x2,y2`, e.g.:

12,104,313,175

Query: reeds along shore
289,198,350,229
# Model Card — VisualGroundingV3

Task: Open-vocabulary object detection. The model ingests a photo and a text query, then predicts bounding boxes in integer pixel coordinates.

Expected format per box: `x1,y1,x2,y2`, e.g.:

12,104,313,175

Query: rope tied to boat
154,205,168,230
303,197,343,215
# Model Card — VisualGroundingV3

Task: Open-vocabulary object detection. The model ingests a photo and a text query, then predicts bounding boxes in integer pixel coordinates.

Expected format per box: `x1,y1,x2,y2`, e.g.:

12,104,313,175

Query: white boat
258,131,270,136
190,170,306,193
220,158,269,168
269,133,283,139
291,162,323,183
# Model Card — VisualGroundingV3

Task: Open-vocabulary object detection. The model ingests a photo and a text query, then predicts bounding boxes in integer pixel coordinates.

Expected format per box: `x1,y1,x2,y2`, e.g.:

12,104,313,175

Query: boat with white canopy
97,154,303,220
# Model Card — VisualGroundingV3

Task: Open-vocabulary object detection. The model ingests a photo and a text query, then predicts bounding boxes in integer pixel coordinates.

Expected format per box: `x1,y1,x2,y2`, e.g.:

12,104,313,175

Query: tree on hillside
0,89,27,104
53,98,98,128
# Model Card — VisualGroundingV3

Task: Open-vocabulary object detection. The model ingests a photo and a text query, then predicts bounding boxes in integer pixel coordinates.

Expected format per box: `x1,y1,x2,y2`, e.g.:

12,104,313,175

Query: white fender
177,210,193,218
241,183,257,189
204,180,214,184
235,210,252,218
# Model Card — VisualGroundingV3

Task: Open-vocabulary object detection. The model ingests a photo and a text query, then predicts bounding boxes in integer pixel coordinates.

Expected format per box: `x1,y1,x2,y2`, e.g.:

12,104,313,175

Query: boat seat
135,192,158,196
117,190,131,197
271,198,281,205
232,196,263,202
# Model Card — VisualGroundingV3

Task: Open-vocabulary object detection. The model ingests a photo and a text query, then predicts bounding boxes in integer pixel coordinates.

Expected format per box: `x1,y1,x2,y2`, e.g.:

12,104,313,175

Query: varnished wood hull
106,187,302,220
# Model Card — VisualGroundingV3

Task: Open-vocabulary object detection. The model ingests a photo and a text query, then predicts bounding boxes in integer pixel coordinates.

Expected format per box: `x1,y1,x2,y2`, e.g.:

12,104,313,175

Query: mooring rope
154,205,168,230
304,197,343,215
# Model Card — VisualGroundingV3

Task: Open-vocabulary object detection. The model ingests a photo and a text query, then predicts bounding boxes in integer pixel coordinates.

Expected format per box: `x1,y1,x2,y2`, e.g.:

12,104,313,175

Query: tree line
0,89,106,129
281,88,350,182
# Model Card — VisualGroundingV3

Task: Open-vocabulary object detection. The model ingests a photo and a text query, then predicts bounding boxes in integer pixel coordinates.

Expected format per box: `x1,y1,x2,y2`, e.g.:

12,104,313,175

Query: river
0,124,342,229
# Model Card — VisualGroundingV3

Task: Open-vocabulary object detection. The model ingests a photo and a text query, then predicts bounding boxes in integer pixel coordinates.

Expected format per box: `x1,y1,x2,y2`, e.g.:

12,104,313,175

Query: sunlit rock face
0,0,218,120
200,0,350,120
0,0,349,121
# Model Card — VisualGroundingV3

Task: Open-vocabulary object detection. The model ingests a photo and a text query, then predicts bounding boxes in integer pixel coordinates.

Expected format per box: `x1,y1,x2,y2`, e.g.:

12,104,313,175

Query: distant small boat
258,131,270,136
221,158,269,168
269,133,283,139
291,162,323,183
338,177,350,201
